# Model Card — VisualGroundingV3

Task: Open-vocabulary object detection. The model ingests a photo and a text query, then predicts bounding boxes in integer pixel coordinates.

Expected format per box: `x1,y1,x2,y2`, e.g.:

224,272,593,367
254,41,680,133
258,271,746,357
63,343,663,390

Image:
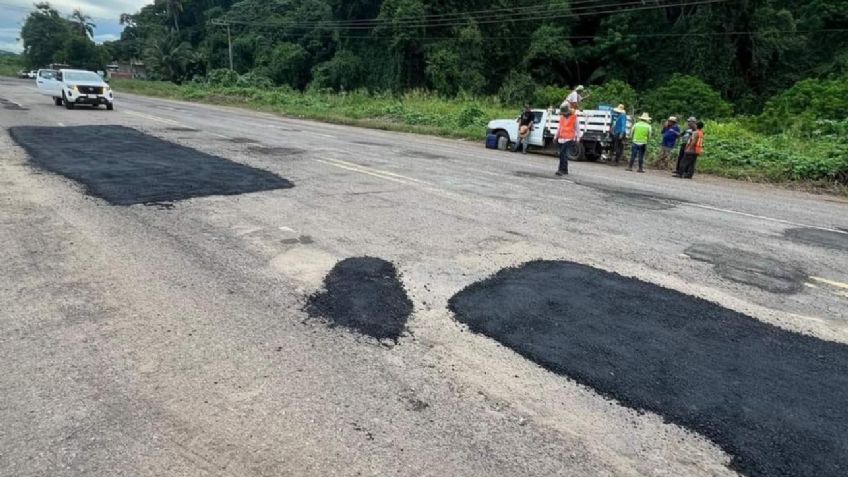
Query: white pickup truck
36,68,114,110
486,108,631,161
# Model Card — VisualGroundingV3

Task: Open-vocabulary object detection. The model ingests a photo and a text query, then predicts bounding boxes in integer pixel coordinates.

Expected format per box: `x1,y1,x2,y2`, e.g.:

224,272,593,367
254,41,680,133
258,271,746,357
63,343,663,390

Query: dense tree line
21,0,848,113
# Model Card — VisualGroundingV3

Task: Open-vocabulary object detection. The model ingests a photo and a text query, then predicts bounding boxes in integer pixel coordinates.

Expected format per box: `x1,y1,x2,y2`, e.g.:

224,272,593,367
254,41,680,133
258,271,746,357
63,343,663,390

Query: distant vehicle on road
486,108,631,161
17,70,36,79
36,68,114,110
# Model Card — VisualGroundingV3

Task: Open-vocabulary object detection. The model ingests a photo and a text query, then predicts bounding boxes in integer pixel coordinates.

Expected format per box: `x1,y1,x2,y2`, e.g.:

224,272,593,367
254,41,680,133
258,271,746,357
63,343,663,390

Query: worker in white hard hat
561,85,587,111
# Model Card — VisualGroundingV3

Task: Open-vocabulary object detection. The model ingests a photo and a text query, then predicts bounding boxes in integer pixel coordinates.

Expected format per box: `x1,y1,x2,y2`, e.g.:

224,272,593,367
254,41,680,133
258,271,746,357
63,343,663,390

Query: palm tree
70,9,95,39
144,33,193,82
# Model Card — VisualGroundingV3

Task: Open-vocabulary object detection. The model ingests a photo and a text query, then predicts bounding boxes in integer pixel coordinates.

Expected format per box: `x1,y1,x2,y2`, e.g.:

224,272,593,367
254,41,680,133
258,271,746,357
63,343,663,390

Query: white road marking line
57,122,65,127
809,276,848,290
326,158,430,185
122,109,186,127
683,202,848,235
316,159,411,185
317,133,336,138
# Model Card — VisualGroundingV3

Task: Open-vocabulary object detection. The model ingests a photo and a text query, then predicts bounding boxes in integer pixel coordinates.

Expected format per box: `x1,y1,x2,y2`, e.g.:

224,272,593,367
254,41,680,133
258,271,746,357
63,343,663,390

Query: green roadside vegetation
0,55,23,77
113,76,848,192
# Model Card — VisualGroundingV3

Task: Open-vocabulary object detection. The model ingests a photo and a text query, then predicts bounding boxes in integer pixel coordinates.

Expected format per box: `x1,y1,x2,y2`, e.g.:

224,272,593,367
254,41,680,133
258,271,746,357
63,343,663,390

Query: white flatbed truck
486,108,632,161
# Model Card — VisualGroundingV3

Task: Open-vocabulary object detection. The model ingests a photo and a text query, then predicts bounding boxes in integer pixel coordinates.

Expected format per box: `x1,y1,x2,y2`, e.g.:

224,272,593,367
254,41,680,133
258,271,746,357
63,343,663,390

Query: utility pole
227,23,233,71
211,20,234,71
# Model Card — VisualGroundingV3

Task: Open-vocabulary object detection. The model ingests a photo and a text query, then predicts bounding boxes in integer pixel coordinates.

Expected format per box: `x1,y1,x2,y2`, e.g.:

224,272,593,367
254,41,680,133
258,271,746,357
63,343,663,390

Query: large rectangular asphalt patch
10,126,293,205
449,260,848,477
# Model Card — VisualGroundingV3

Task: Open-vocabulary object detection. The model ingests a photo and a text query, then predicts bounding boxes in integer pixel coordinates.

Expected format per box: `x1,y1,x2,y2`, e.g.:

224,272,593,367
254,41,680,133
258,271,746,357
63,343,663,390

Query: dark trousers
629,144,646,169
611,134,625,163
675,145,687,174
680,152,699,178
558,141,574,172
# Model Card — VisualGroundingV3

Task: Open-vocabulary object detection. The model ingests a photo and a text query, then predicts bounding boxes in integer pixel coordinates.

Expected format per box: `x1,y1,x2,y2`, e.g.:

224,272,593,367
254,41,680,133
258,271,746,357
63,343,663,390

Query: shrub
265,43,309,89
534,86,569,109
454,104,486,128
206,68,239,87
588,79,638,112
642,74,733,122
310,50,366,92
498,72,537,106
238,71,274,89
757,78,848,135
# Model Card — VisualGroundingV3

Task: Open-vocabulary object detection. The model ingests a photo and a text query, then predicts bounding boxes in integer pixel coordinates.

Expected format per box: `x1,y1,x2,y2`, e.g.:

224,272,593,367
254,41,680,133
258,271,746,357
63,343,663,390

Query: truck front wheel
63,93,74,110
495,131,509,151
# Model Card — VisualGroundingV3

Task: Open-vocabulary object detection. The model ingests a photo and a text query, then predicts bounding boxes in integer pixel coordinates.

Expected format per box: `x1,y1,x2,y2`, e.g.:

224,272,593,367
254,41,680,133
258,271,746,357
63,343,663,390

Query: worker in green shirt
628,112,653,173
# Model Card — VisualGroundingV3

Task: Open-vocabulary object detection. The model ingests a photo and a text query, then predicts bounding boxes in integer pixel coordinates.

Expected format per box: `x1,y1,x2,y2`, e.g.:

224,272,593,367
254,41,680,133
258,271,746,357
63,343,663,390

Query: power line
221,0,727,30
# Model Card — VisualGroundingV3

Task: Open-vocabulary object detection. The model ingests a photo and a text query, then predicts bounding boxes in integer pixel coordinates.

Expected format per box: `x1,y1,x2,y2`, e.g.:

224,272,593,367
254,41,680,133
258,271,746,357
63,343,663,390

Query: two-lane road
2,77,847,477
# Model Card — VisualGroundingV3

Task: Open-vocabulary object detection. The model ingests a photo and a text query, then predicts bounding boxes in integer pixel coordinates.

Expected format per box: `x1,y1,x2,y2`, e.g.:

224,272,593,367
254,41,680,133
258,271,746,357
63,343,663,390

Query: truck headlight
71,85,79,92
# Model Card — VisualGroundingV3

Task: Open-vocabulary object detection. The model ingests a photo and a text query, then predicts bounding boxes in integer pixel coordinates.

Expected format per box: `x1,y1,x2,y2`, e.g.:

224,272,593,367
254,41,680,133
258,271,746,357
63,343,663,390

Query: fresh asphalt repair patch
9,126,293,205
448,260,848,477
684,243,806,294
306,257,413,342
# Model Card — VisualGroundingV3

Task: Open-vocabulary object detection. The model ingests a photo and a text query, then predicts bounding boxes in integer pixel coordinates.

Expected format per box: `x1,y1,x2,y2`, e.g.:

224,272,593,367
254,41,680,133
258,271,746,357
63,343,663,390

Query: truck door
529,111,546,146
36,70,57,96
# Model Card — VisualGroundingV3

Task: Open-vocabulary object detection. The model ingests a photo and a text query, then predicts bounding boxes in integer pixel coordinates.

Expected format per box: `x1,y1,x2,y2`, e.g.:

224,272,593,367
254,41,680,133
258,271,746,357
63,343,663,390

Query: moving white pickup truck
486,108,631,161
36,68,114,110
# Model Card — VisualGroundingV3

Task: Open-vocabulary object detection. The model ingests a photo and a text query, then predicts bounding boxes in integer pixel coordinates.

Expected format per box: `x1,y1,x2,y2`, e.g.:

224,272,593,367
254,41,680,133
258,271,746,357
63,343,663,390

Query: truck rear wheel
53,97,62,106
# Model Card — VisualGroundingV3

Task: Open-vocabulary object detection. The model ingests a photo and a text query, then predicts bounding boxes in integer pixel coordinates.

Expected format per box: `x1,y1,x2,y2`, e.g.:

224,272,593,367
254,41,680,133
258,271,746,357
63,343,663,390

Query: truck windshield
64,71,102,82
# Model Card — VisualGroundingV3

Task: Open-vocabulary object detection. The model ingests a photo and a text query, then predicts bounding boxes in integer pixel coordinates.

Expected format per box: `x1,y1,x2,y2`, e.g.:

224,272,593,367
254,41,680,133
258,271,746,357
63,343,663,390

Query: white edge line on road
56,122,65,127
684,202,848,235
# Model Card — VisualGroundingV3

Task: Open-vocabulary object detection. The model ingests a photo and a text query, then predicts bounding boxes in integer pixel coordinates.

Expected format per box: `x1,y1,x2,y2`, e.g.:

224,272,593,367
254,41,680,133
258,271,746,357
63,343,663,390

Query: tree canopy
20,0,848,114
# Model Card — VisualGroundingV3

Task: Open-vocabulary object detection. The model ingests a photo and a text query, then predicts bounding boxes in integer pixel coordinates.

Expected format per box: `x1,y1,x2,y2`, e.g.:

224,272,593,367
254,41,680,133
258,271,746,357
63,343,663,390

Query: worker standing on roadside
611,104,628,164
674,117,697,177
657,116,680,168
556,108,581,176
561,85,586,111
679,121,705,179
628,113,652,173
514,104,535,154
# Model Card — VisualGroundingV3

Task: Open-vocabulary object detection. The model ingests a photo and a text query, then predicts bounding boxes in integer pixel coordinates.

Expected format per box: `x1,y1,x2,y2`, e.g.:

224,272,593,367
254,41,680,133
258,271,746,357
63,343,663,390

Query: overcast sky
0,1,152,53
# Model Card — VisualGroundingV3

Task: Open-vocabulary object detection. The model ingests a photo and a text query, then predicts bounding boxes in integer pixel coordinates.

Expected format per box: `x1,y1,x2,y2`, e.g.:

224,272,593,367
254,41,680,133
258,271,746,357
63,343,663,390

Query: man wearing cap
514,104,535,154
628,113,652,173
674,117,697,177
562,85,586,111
657,116,681,167
611,104,628,164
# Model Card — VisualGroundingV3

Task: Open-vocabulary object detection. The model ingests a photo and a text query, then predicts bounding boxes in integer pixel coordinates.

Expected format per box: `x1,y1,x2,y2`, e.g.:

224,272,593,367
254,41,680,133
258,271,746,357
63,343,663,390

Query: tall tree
20,3,72,68
70,8,95,39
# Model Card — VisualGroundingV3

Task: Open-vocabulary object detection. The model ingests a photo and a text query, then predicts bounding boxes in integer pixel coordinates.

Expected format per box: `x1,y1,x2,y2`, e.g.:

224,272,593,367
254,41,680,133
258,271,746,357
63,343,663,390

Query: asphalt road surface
2,77,847,477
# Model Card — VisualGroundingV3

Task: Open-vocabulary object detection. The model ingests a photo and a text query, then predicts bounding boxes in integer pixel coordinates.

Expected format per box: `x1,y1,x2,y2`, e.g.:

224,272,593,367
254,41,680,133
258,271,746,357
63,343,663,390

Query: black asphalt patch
784,227,848,252
306,257,412,342
247,146,307,156
10,126,293,205
685,243,806,294
448,260,848,477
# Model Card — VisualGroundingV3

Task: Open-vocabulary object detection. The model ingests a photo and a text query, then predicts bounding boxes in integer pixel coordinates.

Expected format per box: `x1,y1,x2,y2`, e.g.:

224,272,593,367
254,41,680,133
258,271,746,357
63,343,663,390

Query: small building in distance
107,60,146,80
